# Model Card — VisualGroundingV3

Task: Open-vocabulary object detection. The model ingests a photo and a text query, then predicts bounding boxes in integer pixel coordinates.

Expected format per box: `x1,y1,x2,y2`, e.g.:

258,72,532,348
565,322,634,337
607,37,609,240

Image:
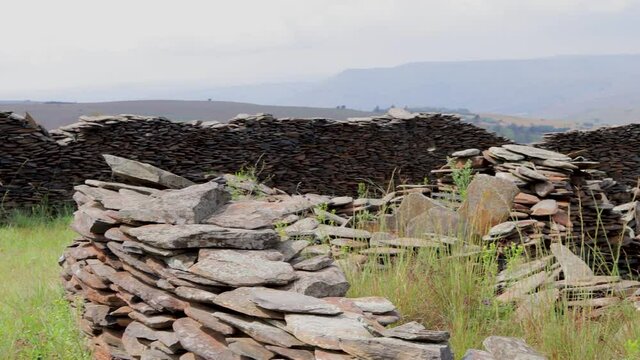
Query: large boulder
458,174,519,237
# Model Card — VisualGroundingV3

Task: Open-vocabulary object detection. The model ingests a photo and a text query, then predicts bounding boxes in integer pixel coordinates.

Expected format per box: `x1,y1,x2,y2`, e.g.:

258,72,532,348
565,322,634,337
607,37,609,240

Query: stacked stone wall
0,112,510,209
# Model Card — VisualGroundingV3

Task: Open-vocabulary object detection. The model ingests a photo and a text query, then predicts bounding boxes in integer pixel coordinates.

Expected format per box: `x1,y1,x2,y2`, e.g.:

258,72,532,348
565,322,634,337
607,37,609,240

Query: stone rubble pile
1,109,510,211
434,144,639,277
60,155,455,360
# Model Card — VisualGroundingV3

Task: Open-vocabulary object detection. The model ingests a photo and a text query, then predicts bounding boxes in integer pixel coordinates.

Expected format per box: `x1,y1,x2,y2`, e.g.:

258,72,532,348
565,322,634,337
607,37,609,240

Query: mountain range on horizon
3,53,640,126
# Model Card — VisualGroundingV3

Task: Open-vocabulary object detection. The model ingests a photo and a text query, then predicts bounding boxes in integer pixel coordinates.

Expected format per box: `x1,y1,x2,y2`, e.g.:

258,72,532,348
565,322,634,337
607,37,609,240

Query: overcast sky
2,0,640,100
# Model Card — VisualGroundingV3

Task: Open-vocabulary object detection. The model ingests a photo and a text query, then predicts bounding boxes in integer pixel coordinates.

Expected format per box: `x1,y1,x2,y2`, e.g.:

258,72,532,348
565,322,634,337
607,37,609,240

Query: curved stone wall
0,111,510,209
539,124,640,187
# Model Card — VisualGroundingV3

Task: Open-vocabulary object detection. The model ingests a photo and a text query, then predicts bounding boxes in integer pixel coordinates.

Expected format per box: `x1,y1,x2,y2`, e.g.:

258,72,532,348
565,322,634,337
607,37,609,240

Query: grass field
0,211,89,360
2,211,640,359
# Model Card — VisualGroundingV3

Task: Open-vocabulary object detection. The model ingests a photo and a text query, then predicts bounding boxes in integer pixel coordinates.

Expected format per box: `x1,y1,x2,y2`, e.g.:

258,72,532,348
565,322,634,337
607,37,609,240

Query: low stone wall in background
2,109,639,211
0,111,510,210
539,124,640,188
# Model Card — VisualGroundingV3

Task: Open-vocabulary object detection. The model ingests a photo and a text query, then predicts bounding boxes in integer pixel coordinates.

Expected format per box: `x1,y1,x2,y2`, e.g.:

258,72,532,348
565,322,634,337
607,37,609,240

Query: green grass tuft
0,213,89,359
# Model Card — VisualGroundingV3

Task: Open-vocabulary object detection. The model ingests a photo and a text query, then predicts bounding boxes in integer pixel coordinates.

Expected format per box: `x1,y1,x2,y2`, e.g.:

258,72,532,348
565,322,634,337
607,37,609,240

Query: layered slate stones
248,287,343,315
339,337,454,360
125,224,279,250
284,313,373,350
103,154,195,189
60,156,461,359
189,249,297,287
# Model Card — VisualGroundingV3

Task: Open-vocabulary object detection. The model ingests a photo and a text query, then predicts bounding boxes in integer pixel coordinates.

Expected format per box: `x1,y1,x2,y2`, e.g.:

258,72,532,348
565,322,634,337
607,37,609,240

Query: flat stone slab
550,243,594,282
265,345,315,360
117,181,230,224
189,249,296,287
172,317,238,360
285,313,373,350
482,336,547,360
339,337,454,360
213,287,284,319
183,304,235,335
228,337,275,360
502,145,571,161
125,224,279,250
103,154,195,189
282,265,350,298
349,297,396,314
497,271,548,303
382,321,450,342
108,271,187,312
531,199,558,216
205,195,325,230
487,147,525,161
214,312,305,348
292,255,334,271
315,225,371,239
249,287,342,315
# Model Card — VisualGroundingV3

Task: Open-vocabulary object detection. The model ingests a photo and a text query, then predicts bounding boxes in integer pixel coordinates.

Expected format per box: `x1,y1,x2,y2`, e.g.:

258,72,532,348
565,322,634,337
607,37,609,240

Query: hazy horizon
3,0,640,101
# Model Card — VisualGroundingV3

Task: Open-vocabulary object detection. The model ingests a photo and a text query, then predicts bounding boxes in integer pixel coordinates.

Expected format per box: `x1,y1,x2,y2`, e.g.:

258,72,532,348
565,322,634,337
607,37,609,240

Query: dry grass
346,246,640,359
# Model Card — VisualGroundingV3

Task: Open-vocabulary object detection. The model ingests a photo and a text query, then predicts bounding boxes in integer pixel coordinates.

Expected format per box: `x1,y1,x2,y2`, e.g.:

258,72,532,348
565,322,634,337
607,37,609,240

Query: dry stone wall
60,156,455,359
1,110,511,210
539,124,640,187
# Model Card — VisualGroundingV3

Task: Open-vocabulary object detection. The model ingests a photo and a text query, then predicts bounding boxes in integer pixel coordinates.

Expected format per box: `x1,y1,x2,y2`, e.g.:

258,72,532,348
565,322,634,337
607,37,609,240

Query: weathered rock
249,287,342,315
382,321,450,343
458,174,519,236
550,243,594,281
103,154,195,189
292,255,334,271
206,195,324,230
265,345,315,360
461,349,496,360
316,225,371,239
125,224,279,250
172,317,238,360
183,304,235,335
405,207,461,238
349,297,396,314
530,199,558,216
482,336,547,360
213,288,284,319
117,182,230,224
189,249,296,287
501,145,571,161
452,148,481,157
108,271,187,312
282,265,350,297
227,338,275,360
213,312,305,348
339,337,454,360
284,313,373,350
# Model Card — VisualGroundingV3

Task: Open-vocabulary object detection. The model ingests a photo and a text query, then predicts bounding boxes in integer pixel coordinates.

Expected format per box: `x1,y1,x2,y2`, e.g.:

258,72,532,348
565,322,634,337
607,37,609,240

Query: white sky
2,0,640,100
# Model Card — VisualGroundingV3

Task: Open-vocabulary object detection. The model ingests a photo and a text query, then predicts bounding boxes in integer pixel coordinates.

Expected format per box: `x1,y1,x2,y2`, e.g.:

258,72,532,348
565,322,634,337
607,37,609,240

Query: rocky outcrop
1,110,510,210
60,155,454,359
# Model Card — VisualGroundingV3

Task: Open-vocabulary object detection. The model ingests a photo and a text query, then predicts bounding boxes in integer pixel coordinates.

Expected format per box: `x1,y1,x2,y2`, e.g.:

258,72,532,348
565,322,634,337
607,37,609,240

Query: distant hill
201,54,640,125
0,100,374,129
